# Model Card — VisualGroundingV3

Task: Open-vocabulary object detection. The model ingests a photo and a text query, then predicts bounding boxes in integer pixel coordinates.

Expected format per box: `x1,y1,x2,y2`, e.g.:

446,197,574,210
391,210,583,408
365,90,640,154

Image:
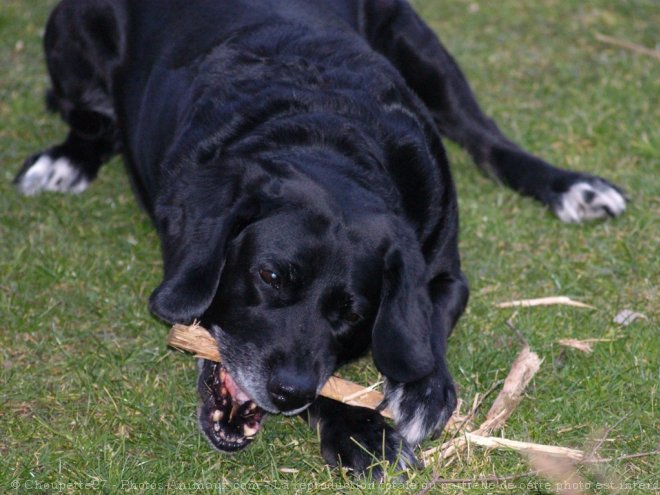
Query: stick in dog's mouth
169,321,396,451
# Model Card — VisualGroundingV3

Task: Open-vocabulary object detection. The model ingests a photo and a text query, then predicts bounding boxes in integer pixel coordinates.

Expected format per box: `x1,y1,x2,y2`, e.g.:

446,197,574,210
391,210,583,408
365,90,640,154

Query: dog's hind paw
553,177,627,223
14,152,91,196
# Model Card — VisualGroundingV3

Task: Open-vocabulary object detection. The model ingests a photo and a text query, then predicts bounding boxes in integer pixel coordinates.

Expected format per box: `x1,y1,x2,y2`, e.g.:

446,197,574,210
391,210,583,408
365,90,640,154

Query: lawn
1,1,658,494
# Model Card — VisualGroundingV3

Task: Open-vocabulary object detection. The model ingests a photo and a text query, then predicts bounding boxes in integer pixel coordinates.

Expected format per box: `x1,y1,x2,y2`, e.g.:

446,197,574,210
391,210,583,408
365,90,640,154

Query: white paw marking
385,378,454,446
18,155,89,196
398,409,428,447
384,380,428,446
555,180,626,223
384,382,404,423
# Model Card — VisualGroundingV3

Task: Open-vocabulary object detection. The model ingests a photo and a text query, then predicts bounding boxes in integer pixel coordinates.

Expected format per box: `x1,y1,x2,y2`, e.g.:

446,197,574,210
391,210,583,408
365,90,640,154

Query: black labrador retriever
15,0,626,475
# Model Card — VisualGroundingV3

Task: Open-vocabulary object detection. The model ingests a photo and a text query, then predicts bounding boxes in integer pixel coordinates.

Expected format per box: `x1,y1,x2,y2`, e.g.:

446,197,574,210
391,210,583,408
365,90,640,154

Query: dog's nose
268,367,317,412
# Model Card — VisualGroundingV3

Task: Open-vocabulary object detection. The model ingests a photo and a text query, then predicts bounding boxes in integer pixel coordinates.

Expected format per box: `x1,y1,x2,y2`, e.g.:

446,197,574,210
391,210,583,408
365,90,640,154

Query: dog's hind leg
357,0,627,222
15,0,123,196
15,128,118,196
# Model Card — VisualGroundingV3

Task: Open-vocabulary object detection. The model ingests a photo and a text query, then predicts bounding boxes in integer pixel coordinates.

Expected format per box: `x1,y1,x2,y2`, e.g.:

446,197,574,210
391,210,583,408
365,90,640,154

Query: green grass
1,1,658,493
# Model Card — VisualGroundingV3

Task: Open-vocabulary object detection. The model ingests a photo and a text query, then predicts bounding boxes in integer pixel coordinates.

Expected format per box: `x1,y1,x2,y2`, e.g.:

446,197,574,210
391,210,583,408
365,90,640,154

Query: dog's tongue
224,371,251,404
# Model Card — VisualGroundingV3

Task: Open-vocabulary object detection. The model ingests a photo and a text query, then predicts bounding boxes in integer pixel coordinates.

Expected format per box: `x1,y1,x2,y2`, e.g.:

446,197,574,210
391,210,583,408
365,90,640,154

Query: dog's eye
343,312,362,323
259,269,281,289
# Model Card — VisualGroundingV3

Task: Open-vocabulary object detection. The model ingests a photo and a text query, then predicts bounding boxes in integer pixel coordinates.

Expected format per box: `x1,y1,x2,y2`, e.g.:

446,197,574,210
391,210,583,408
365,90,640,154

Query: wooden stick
167,323,394,418
495,296,595,309
322,375,392,417
167,323,221,361
340,380,383,403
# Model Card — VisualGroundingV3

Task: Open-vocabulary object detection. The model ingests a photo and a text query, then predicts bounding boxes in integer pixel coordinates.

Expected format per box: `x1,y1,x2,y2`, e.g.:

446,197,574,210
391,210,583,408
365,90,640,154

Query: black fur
15,0,625,476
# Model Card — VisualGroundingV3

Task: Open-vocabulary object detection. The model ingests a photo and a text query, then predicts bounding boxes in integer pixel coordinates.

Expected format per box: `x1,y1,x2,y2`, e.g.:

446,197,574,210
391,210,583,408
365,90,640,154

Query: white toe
554,180,626,223
17,155,89,196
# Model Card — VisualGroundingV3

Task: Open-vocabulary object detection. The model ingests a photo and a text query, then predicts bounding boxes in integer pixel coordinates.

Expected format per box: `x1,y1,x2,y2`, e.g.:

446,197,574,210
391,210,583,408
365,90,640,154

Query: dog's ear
148,185,273,325
148,213,232,325
371,248,435,383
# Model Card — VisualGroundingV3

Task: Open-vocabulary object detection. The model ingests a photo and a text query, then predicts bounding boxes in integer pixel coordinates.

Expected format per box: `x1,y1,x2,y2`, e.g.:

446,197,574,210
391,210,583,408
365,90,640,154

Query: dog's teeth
213,423,220,432
248,403,257,411
219,430,226,439
243,424,258,437
212,409,223,422
219,368,226,381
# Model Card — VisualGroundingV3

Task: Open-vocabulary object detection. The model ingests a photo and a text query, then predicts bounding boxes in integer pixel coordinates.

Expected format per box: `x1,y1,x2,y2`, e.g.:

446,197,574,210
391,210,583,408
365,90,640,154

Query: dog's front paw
384,370,457,447
306,398,418,479
553,176,627,223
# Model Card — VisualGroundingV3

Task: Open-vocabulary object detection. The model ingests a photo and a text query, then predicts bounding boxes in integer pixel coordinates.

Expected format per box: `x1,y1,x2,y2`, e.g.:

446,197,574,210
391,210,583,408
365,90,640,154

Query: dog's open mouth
199,361,266,452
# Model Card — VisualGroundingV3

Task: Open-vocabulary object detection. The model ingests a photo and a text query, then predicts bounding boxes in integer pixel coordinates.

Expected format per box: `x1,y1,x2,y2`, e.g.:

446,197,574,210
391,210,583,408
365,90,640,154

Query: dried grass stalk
480,345,542,433
422,346,542,463
495,296,594,309
558,338,614,354
465,433,586,461
595,32,660,61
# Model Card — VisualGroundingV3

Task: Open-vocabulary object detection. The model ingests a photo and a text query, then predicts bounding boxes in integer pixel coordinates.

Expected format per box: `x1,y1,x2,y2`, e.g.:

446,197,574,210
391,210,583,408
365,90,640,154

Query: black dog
15,0,626,476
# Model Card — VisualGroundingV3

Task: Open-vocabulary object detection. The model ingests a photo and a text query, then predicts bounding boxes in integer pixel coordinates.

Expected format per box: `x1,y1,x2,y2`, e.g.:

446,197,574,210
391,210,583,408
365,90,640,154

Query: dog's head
148,164,436,451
